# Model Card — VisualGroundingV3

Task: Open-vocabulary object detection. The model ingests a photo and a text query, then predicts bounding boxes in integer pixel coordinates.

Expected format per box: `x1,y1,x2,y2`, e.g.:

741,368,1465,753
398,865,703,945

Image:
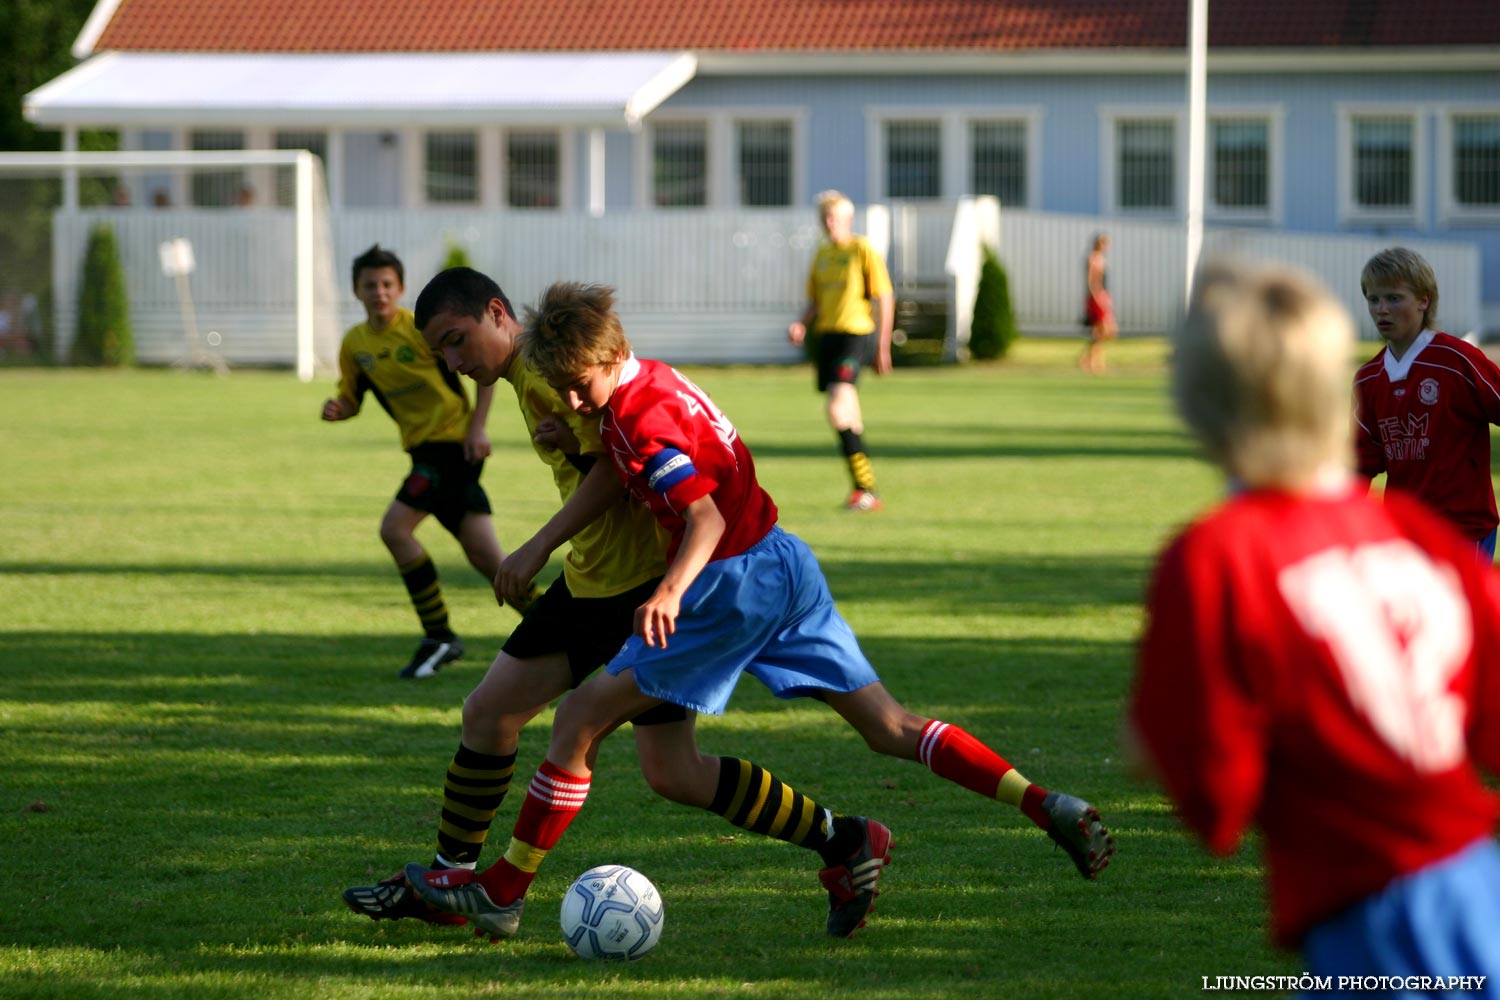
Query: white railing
32,202,1486,370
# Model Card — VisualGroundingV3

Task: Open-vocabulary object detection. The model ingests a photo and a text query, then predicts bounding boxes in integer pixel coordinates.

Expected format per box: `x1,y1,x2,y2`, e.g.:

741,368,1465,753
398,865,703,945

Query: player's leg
633,717,893,937
404,667,647,939
819,334,880,510
822,682,1112,879
342,648,572,925
379,497,464,678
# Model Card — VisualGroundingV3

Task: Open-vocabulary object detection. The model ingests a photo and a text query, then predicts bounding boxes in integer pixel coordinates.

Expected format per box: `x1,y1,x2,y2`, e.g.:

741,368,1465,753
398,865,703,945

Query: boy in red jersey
1130,260,1500,985
407,282,1112,940
1354,247,1500,560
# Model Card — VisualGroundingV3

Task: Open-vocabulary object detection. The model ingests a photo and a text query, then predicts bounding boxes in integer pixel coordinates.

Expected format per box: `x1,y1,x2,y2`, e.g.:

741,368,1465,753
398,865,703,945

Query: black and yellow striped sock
708,757,858,865
434,743,516,867
838,429,876,492
399,552,452,639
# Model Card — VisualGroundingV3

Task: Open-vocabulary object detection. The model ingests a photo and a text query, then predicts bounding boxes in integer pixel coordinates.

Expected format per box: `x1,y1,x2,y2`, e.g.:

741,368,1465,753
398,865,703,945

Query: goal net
0,150,341,380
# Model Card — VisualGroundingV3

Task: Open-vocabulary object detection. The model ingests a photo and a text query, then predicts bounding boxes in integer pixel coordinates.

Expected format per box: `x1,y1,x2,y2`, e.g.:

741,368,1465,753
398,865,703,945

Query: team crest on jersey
356,351,376,372
397,345,416,363
1418,378,1440,405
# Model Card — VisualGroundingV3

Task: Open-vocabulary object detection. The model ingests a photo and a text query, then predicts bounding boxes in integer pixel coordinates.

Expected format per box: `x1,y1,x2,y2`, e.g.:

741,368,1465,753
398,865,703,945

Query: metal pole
1186,0,1208,302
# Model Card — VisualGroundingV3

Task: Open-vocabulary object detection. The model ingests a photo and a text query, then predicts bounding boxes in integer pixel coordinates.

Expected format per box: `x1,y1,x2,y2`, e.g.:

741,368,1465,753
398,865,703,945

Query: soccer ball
559,864,664,960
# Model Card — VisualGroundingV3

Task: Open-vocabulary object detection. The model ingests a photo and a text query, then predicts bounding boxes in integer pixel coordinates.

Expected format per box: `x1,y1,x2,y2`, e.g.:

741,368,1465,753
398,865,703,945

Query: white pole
62,127,79,209
1186,0,1208,302
294,150,315,382
588,127,606,217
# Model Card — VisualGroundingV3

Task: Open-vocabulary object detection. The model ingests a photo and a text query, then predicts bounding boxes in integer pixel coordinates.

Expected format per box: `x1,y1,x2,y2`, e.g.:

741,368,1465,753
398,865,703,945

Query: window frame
1100,107,1184,219
1337,104,1426,227
638,109,804,209
1437,105,1500,224
1205,107,1283,225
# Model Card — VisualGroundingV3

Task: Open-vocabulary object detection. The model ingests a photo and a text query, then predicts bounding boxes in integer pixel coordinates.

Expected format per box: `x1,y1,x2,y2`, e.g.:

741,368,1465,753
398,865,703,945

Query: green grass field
0,339,1299,999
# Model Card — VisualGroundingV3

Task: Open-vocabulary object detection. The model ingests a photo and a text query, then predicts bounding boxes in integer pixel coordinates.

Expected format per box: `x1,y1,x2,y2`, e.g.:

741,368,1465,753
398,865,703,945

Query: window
970,121,1027,206
1117,119,1175,211
1452,114,1500,208
190,129,245,207
737,121,792,207
426,131,478,204
885,121,941,198
653,122,707,207
1352,115,1413,211
507,131,560,208
273,130,328,208
1210,119,1269,212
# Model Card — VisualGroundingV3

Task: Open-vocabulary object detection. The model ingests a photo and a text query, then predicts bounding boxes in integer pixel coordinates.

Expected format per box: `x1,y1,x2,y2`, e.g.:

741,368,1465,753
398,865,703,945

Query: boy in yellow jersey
345,267,893,940
321,245,522,679
788,190,895,511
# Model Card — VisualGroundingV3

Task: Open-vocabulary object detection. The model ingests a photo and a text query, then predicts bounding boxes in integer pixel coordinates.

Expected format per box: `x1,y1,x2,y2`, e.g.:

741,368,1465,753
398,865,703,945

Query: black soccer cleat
399,636,464,679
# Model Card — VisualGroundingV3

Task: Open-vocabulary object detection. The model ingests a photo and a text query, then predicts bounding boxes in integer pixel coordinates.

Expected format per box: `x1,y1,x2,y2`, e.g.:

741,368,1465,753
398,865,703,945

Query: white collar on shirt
616,353,641,387
1383,329,1436,381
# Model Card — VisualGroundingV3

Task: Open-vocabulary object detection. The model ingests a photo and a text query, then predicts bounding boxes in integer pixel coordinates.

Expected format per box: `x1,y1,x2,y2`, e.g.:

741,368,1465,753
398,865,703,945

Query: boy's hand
321,398,352,421
635,589,682,648
494,541,548,608
787,321,807,346
532,416,581,454
464,427,492,463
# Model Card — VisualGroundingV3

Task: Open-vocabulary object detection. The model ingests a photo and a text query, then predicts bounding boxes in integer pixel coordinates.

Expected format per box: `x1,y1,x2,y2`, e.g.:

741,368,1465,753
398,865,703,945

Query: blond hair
816,189,854,217
1360,247,1439,329
520,282,631,383
1173,259,1354,489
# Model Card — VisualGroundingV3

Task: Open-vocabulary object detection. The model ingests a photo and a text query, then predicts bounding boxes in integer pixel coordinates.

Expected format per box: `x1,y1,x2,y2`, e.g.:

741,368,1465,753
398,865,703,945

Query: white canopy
24,51,698,128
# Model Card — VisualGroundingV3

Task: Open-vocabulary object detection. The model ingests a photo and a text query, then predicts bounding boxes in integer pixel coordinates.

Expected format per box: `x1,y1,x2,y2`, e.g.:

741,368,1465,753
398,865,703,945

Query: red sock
919,720,1050,829
479,759,590,902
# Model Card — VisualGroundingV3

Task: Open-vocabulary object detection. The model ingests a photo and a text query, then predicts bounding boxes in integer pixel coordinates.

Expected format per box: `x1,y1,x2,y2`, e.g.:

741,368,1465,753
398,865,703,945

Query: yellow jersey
505,357,669,598
336,308,472,452
807,236,893,335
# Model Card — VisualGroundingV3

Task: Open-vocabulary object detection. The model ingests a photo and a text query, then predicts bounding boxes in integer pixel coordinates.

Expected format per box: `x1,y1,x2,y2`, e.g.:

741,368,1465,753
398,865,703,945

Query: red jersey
601,356,779,562
1131,483,1500,946
1353,330,1500,541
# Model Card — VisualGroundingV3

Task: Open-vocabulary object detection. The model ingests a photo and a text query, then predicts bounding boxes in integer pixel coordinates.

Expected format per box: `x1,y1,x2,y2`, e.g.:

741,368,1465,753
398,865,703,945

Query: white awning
24,51,698,128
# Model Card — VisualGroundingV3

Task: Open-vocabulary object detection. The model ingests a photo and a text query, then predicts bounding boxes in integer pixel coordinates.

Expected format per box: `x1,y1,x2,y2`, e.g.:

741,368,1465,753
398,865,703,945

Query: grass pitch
0,339,1296,999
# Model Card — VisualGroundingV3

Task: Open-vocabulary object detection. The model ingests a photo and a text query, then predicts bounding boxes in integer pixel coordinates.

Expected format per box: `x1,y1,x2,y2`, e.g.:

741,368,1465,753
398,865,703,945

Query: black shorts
815,332,875,392
502,574,686,726
396,442,492,536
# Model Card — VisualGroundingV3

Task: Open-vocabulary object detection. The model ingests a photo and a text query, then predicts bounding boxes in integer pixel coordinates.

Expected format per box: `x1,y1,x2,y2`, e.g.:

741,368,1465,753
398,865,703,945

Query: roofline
71,0,125,59
694,46,1500,75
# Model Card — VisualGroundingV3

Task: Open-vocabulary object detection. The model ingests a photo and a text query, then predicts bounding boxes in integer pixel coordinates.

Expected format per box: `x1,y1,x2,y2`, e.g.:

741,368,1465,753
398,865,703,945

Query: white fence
994,209,1483,340
36,202,1486,370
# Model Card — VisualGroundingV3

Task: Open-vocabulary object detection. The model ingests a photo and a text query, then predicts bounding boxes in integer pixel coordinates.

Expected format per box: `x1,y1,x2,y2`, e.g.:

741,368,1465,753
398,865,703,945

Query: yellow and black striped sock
708,757,855,865
435,743,516,867
838,429,876,492
399,552,452,638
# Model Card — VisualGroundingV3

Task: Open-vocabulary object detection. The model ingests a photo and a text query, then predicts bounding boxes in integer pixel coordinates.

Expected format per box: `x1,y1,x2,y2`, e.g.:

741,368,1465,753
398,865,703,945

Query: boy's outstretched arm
463,382,494,462
635,494,724,648
492,456,623,606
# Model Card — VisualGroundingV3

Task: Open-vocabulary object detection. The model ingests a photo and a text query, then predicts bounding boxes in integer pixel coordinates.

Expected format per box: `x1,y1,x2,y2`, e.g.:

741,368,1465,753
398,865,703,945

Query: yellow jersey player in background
321,244,532,679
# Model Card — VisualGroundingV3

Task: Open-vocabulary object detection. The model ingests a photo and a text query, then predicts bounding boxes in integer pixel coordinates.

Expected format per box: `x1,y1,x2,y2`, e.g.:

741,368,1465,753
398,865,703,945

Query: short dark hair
351,244,404,288
414,267,516,332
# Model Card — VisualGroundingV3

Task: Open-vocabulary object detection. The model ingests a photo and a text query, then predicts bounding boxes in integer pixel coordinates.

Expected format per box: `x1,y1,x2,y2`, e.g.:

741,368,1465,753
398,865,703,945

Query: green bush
72,223,133,367
441,242,472,270
969,244,1019,361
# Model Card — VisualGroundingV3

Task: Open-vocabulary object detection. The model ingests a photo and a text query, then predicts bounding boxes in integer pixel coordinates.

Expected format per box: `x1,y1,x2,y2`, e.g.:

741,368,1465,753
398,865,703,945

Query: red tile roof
91,0,1500,53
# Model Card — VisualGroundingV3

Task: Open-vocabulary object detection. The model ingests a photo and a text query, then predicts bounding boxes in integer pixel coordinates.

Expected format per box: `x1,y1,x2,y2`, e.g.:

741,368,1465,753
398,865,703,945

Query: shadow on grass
747,424,1196,462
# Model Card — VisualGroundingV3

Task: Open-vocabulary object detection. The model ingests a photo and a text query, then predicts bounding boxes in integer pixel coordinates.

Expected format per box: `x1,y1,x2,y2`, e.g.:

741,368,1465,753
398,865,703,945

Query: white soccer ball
559,864,664,960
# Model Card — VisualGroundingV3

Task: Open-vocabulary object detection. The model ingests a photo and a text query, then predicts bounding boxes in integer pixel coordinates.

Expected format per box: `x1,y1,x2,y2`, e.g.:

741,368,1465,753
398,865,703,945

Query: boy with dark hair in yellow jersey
787,190,894,512
321,244,526,679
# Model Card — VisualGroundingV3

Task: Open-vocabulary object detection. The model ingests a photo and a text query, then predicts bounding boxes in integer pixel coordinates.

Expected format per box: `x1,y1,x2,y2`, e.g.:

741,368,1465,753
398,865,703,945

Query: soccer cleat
844,489,884,512
342,870,468,926
399,636,464,679
1042,791,1114,880
818,817,893,938
404,862,525,941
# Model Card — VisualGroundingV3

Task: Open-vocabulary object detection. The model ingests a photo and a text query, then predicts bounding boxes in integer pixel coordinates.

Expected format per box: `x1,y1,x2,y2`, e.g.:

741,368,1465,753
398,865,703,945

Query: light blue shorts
1301,838,1500,995
606,525,881,715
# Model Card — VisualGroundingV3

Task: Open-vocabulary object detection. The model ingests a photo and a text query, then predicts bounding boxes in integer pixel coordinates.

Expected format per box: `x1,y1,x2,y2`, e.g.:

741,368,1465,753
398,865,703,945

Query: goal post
0,149,340,380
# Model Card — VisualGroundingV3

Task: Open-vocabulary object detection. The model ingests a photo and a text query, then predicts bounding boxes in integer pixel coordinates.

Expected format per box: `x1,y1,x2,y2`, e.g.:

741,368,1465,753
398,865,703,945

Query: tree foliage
72,222,133,366
0,0,100,152
969,244,1020,360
